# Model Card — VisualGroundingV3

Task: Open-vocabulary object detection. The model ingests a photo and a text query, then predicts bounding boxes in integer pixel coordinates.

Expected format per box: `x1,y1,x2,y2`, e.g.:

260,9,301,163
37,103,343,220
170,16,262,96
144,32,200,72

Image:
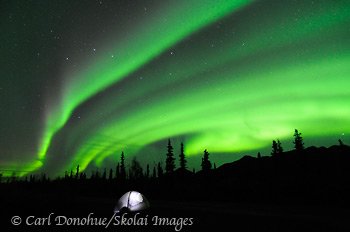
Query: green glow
4,0,347,176
1,161,43,177
47,0,350,175
38,0,253,171
75,53,350,171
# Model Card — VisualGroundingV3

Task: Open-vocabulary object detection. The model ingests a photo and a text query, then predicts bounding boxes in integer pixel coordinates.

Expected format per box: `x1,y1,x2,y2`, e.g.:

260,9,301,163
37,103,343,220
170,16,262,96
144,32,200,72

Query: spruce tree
157,162,163,177
201,149,212,172
116,163,120,180
95,170,100,179
277,139,283,154
120,151,126,180
179,142,187,170
109,168,113,181
130,157,143,180
271,140,278,156
146,164,150,179
165,139,175,173
76,165,79,179
152,166,157,179
293,129,304,150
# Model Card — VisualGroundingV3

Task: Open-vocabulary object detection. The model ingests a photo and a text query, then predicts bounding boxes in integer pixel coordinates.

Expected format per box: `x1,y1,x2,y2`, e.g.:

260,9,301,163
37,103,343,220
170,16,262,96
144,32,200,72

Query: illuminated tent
114,191,150,213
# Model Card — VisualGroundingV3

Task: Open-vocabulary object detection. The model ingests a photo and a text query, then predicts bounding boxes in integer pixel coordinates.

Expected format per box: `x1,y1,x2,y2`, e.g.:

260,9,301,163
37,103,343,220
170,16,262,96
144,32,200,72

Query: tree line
3,128,344,183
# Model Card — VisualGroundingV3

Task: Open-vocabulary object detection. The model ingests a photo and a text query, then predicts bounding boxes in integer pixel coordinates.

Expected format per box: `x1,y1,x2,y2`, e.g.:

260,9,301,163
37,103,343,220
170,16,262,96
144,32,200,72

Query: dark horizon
2,134,350,231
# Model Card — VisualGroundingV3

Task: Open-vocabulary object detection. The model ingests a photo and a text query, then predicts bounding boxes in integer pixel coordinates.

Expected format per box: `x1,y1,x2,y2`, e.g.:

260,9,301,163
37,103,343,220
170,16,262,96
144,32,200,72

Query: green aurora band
5,0,350,176
35,0,254,175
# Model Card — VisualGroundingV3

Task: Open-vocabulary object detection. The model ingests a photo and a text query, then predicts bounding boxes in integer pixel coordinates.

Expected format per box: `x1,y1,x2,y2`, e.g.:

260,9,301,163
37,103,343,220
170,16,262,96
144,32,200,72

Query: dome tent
114,191,150,213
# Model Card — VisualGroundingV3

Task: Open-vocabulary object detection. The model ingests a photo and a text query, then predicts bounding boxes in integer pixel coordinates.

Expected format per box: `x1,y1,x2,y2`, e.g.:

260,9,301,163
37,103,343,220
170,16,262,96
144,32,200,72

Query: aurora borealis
1,0,349,177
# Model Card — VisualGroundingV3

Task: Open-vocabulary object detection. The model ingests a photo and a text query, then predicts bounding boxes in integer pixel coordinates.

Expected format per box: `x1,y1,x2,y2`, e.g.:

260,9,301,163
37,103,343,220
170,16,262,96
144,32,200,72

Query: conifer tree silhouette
152,166,157,179
277,139,283,154
201,149,212,172
95,170,100,179
116,163,120,180
157,162,163,177
76,165,79,179
293,129,304,150
272,140,283,156
146,164,150,179
130,157,143,180
165,139,175,173
179,142,187,170
109,168,113,181
102,168,107,180
120,152,126,180
41,173,47,182
257,152,261,159
271,140,278,156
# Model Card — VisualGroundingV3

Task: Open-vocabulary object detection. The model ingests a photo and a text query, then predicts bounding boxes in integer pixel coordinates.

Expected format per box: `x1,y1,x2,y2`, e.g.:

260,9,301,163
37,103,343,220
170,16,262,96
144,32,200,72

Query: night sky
1,0,349,177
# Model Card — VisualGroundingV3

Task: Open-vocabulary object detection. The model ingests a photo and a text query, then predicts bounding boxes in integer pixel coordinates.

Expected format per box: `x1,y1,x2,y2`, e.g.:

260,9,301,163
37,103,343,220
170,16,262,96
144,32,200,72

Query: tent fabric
114,191,150,213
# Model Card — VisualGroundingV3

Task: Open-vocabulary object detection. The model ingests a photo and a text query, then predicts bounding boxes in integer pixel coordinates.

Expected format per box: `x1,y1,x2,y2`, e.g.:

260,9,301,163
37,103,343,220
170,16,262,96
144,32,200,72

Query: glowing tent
114,191,150,213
